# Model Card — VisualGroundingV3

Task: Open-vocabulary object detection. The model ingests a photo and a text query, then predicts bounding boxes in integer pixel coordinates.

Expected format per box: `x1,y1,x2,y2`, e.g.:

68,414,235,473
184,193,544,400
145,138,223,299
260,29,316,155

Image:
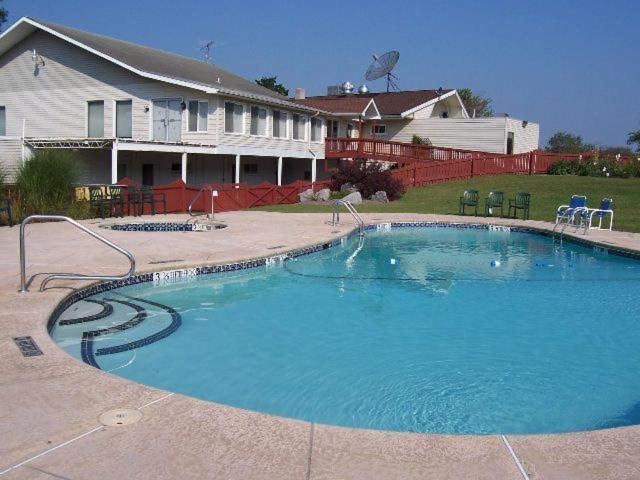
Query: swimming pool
50,225,640,434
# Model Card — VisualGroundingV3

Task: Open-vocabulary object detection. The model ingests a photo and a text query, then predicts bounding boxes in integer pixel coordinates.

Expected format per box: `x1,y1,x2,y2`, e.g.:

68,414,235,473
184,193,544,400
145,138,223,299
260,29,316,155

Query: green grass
254,175,640,232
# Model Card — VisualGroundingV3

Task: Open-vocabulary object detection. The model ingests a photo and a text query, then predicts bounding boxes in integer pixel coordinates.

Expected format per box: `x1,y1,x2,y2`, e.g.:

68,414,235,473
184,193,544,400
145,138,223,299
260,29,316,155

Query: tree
545,131,594,154
0,0,8,32
627,130,640,152
255,76,289,96
457,88,494,117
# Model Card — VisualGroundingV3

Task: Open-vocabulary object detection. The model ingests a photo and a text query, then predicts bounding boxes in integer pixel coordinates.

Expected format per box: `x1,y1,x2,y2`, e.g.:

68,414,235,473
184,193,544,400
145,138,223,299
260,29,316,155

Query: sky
4,0,640,147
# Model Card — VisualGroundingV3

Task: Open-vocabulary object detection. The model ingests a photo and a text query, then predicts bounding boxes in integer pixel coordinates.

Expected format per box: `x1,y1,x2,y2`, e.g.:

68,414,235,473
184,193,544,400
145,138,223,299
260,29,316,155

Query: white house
0,17,336,186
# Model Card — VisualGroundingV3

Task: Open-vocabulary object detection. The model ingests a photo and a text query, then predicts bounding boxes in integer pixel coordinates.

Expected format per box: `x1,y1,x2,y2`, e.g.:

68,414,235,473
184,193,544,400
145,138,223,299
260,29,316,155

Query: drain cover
99,408,143,426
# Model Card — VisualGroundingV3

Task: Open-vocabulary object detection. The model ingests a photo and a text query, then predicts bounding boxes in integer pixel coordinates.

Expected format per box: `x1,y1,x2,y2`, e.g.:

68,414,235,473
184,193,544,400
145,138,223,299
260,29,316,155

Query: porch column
277,156,283,186
311,156,317,183
111,144,118,184
235,154,241,184
181,152,188,183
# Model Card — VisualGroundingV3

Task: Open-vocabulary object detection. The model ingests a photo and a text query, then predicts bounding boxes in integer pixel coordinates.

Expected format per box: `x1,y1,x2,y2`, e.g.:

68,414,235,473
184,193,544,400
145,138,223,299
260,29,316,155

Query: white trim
310,117,324,143
150,97,183,142
223,100,246,135
371,124,387,137
362,98,381,119
291,113,308,141
186,99,209,133
116,141,215,154
399,90,459,117
113,98,133,138
271,109,289,139
215,144,321,159
86,99,105,138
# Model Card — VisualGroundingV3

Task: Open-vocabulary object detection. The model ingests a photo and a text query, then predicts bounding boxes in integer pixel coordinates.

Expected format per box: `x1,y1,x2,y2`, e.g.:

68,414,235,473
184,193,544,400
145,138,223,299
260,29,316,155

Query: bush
330,160,405,201
16,150,79,215
548,157,640,179
548,159,582,175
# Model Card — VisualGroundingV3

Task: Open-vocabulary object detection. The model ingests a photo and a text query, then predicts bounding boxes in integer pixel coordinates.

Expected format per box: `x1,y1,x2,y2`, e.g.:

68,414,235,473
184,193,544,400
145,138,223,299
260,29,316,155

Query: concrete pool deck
1,211,640,479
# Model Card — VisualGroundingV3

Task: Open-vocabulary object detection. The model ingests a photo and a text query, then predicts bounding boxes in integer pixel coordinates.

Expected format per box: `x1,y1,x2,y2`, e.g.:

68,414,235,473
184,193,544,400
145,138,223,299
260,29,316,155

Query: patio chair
484,191,504,217
107,186,126,217
459,189,479,216
508,192,531,220
88,186,108,219
579,198,613,233
0,198,13,227
555,195,586,228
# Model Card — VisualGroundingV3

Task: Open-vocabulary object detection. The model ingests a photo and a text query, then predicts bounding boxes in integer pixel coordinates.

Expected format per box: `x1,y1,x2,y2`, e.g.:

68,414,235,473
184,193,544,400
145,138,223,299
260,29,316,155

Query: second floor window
272,110,287,138
292,113,307,141
225,101,244,134
0,106,5,136
250,106,267,136
115,100,132,138
87,100,104,138
327,120,339,138
188,101,208,132
311,118,323,142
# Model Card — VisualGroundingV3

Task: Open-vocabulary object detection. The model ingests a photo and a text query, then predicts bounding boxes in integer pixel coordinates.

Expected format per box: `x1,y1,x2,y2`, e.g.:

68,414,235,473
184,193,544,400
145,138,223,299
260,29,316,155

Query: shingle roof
29,17,288,100
294,89,455,116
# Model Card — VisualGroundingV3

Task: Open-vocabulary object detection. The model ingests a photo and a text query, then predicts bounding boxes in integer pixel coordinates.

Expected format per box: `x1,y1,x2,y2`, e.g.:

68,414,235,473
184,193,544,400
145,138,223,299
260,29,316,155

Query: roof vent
295,87,306,100
341,81,354,94
358,84,369,94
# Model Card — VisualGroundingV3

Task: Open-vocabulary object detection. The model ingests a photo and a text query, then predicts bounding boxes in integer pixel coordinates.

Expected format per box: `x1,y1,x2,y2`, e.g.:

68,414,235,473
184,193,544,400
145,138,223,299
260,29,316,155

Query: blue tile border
48,221,640,333
104,222,226,232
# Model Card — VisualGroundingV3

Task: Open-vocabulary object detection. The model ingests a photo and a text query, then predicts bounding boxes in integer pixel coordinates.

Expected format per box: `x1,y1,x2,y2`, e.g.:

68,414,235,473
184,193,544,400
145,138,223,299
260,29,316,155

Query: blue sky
5,0,640,146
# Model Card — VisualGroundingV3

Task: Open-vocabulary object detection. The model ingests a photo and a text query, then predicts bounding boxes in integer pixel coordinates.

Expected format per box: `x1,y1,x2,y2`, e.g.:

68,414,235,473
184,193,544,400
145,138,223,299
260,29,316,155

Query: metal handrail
187,186,215,219
19,215,136,292
332,200,364,234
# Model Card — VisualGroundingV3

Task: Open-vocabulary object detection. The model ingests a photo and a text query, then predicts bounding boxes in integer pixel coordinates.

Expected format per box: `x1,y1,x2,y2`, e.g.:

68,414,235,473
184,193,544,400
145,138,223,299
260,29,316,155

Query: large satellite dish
365,51,400,92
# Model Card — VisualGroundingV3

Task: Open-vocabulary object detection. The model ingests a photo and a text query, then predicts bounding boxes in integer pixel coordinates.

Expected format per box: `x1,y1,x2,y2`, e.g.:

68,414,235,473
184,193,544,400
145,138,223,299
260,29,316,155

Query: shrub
331,160,405,201
548,159,582,175
16,150,78,215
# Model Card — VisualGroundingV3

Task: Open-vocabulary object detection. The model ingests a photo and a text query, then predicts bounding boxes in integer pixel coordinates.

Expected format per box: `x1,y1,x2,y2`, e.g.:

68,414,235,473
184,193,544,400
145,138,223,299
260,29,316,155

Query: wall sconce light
180,101,187,111
144,105,150,113
522,120,529,128
31,49,46,67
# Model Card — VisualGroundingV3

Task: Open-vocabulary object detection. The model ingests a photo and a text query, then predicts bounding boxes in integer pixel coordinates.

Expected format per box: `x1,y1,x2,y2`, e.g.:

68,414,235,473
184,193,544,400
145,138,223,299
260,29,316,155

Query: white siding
0,138,23,181
506,118,540,153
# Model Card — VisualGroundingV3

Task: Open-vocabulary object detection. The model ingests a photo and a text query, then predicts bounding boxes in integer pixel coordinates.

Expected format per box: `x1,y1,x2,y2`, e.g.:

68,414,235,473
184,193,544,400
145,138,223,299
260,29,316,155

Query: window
311,118,323,142
87,101,104,137
292,113,307,140
272,110,287,138
188,100,208,132
250,106,267,136
327,120,339,138
243,163,258,174
439,111,449,119
224,101,244,133
115,100,132,138
371,124,386,137
0,106,5,136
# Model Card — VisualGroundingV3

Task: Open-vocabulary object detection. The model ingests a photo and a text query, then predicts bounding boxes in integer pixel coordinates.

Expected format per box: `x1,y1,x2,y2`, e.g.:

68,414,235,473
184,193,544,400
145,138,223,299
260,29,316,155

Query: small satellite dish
365,50,400,92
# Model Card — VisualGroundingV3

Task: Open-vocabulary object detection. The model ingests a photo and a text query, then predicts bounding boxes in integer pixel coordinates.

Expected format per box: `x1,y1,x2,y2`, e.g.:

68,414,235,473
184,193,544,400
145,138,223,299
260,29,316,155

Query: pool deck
1,211,640,480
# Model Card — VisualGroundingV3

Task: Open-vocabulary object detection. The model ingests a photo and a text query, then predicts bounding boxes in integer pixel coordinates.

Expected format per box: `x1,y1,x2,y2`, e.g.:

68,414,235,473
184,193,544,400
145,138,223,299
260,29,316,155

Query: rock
298,188,316,203
342,191,362,205
369,191,389,203
340,182,357,193
316,188,330,202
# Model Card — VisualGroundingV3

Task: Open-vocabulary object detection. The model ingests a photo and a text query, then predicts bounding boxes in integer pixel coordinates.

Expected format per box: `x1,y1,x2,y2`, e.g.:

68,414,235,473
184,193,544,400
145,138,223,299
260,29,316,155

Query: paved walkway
1,212,639,479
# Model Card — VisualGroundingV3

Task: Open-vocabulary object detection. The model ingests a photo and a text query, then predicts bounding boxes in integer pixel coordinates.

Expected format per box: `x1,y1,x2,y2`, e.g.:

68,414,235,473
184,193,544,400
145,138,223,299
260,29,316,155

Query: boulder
369,191,389,203
342,191,362,205
298,188,316,203
340,182,357,193
316,188,331,202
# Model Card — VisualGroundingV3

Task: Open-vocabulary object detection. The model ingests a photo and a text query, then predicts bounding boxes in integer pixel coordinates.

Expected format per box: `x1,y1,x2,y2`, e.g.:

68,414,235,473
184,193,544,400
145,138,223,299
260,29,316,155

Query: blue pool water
51,226,640,434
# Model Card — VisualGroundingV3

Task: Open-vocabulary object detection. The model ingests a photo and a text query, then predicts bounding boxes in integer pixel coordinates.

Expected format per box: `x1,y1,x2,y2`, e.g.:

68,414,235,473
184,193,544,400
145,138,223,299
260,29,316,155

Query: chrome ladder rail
187,186,215,219
19,215,136,292
332,200,365,234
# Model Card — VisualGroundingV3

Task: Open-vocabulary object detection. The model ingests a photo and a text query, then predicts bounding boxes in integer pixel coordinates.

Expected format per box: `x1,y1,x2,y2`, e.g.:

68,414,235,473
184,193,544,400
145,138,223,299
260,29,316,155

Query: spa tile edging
48,221,640,333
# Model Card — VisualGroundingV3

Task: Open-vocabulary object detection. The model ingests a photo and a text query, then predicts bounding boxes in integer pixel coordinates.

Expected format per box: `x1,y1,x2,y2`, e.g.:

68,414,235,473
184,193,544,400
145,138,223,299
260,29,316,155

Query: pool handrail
19,214,136,292
332,200,364,234
187,186,215,219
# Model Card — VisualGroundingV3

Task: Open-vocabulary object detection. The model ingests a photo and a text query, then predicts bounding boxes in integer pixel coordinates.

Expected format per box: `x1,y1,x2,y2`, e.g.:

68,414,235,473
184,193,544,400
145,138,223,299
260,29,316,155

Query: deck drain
13,336,43,357
267,245,287,250
149,259,185,265
99,408,143,427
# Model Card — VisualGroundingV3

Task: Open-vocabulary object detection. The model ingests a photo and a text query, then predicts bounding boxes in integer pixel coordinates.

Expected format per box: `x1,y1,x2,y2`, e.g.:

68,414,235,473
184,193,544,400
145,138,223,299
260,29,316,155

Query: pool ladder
19,215,135,292
187,186,216,220
332,200,365,235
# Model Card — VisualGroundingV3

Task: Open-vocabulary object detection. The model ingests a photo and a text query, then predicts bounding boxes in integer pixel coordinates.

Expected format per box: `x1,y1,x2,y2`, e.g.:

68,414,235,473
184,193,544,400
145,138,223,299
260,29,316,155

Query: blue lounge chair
578,198,613,233
554,195,587,232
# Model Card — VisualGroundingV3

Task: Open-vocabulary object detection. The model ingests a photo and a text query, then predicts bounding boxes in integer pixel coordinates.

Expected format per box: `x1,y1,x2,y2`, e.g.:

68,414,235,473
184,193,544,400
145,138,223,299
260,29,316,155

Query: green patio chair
484,191,504,217
88,186,108,219
107,186,126,217
0,198,13,227
459,189,479,216
508,192,531,220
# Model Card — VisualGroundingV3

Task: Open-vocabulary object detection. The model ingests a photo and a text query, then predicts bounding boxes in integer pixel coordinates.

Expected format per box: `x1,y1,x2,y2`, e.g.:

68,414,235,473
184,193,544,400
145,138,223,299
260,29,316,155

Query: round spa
49,224,640,435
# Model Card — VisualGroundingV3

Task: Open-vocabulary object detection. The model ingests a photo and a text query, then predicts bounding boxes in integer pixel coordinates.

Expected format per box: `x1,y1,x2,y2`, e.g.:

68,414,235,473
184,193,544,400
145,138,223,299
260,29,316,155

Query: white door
152,99,182,142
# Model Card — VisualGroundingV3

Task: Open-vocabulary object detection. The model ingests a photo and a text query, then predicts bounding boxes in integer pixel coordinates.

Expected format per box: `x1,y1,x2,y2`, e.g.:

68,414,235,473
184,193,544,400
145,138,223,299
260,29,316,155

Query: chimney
295,87,306,100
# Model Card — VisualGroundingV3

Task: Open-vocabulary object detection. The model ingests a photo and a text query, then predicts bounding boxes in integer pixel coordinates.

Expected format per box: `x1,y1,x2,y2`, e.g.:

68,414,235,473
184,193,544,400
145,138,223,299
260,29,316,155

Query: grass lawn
254,175,640,232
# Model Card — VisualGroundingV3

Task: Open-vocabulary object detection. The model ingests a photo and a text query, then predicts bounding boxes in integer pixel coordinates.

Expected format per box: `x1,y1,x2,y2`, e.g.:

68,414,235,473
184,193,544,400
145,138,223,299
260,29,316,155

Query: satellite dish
365,51,400,92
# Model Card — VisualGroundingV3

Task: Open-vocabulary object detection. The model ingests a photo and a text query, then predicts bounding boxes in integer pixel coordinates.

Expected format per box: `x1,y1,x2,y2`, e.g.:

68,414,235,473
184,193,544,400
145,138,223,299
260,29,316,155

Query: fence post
413,167,417,187
470,158,474,178
528,152,533,175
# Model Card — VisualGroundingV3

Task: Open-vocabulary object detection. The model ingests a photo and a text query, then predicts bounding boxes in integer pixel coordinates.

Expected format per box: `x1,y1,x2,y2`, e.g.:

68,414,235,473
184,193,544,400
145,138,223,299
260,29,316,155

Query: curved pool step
58,299,114,326
80,299,147,368
95,296,182,356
